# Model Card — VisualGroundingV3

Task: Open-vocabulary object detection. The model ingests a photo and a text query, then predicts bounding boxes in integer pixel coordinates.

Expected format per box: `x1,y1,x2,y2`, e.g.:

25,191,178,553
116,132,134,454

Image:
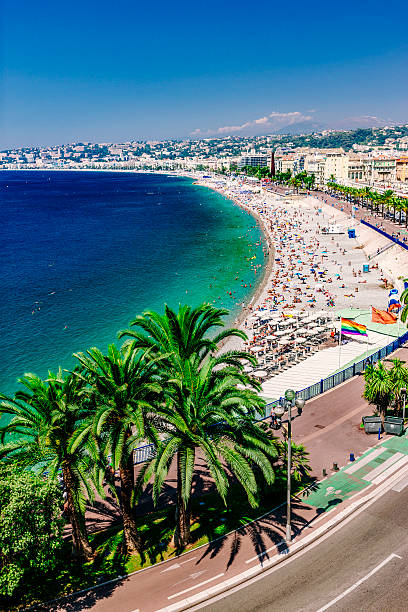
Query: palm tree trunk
119,456,141,553
62,464,93,560
174,451,192,549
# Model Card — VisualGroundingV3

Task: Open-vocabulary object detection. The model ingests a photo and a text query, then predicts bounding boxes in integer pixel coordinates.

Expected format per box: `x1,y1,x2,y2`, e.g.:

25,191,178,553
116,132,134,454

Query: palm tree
74,343,162,554
360,186,373,210
0,369,99,560
400,281,408,324
141,357,275,548
394,198,406,225
119,304,275,548
380,189,394,219
363,361,392,425
389,359,408,412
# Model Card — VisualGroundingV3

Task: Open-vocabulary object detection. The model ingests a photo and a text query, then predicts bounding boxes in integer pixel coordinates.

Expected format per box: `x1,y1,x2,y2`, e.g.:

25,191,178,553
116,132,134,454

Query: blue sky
2,0,408,148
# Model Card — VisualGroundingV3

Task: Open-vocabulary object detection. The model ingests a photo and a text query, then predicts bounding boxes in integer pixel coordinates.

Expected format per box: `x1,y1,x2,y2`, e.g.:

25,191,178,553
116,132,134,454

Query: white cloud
191,111,313,137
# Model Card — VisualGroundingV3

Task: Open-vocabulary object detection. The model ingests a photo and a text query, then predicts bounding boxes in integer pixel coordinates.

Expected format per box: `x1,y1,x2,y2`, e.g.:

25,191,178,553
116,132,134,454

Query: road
199,481,408,612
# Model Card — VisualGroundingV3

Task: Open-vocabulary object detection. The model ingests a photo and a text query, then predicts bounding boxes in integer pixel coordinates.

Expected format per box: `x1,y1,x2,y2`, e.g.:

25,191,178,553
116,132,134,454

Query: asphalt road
200,483,408,612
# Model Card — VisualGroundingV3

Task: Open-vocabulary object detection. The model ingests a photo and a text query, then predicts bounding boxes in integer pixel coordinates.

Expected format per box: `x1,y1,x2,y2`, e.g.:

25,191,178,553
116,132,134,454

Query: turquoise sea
0,171,266,396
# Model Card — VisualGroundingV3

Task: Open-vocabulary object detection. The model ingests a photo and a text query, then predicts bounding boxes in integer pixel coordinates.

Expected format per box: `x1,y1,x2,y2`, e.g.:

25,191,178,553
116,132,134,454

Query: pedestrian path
301,431,408,510
261,329,392,400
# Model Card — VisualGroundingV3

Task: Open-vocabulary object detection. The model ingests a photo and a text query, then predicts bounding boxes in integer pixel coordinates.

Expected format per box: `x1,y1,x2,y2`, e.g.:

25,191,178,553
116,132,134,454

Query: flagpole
338,316,342,369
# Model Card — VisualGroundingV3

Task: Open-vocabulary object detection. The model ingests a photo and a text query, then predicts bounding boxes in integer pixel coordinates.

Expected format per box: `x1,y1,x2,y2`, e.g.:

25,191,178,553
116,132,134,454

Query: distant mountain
274,121,327,135
331,115,393,130
274,115,394,136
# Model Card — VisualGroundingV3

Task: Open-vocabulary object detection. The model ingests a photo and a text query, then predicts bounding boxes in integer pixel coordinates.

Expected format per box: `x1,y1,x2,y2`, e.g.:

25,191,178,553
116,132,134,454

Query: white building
238,152,270,169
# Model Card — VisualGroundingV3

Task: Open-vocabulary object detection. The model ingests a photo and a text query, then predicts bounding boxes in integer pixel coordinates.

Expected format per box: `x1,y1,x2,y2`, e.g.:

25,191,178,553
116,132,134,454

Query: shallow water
0,171,265,395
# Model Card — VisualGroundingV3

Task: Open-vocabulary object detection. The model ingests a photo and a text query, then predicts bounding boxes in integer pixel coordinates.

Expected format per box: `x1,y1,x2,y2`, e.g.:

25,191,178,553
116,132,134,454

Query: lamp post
274,389,305,543
402,388,407,422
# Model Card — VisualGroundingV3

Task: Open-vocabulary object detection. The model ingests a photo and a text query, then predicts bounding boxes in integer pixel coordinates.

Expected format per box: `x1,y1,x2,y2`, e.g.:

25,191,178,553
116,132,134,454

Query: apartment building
304,154,325,186
275,154,295,174
347,154,366,181
238,152,270,169
366,158,397,184
396,158,408,182
322,149,348,183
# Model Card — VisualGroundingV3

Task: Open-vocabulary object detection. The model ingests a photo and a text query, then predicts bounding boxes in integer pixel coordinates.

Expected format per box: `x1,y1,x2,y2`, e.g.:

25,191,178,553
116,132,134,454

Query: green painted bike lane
299,431,408,511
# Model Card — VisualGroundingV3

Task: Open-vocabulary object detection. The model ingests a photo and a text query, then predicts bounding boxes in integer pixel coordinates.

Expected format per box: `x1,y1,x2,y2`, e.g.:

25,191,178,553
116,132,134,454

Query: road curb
160,464,408,612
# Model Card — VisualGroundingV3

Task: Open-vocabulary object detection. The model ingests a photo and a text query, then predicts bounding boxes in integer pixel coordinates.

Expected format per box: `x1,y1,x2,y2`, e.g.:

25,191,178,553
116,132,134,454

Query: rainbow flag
341,318,368,337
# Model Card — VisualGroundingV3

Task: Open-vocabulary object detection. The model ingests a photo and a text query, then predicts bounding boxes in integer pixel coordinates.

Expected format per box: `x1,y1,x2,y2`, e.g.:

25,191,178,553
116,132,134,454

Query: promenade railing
361,220,408,252
133,330,408,464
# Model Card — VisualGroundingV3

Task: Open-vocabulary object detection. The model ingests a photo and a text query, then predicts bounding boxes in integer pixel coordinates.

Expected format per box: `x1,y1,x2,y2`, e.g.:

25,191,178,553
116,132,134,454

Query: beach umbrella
279,319,293,327
278,339,290,345
274,329,289,337
253,370,268,378
307,329,319,336
251,345,266,352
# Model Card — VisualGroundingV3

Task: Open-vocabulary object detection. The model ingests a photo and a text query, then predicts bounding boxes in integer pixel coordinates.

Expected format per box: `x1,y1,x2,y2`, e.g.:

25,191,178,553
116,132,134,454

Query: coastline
194,180,276,333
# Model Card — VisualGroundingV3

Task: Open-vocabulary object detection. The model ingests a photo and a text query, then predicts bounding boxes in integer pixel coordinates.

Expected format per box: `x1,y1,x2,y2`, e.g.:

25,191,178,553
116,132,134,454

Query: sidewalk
303,431,408,510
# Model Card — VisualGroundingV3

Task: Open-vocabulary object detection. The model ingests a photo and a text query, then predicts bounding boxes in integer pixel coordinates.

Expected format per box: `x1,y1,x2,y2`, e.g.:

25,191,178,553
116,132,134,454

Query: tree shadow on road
194,497,313,570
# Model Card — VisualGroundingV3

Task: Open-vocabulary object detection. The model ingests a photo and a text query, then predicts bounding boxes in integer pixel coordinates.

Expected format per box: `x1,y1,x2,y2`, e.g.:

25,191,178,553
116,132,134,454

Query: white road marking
343,448,385,473
392,473,408,492
363,452,404,481
161,556,197,572
315,553,402,611
245,540,287,564
167,572,225,600
370,455,408,485
182,471,407,611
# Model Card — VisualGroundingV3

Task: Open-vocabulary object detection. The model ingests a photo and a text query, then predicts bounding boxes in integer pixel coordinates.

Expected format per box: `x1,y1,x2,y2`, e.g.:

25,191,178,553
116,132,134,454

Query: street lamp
273,389,305,543
402,388,407,421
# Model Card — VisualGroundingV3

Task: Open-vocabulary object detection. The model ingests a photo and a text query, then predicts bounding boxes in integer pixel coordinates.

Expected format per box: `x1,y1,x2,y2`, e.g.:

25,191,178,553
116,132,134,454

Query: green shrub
0,466,64,603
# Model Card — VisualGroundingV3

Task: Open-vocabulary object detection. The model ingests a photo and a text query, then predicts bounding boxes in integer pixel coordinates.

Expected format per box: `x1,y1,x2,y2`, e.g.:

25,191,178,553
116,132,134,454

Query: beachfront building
321,149,348,183
238,152,270,169
275,154,295,174
365,157,397,185
396,158,408,182
304,154,325,186
347,154,366,182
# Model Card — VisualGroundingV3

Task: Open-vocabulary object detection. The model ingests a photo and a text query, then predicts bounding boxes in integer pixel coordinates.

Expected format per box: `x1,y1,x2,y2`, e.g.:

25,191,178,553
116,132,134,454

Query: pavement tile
301,432,408,511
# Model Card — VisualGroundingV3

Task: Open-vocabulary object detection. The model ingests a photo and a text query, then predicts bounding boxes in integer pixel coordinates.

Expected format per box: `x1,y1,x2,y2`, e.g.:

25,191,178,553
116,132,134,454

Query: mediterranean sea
0,171,265,395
